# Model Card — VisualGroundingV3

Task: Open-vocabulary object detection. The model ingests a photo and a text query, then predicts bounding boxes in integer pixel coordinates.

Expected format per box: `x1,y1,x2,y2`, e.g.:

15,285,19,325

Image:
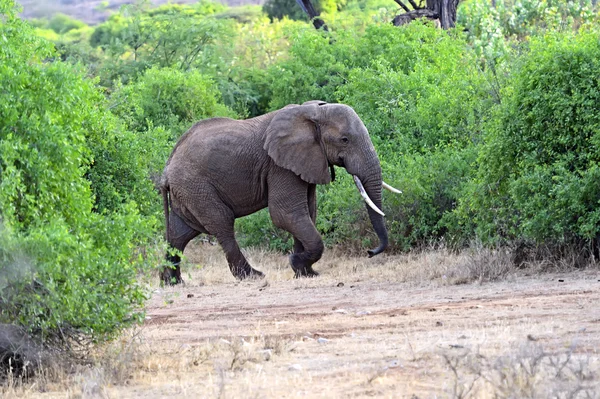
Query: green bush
458,0,599,67
259,23,493,250
46,13,87,34
457,29,600,245
263,0,347,22
109,67,236,139
263,0,307,21
90,1,232,86
0,0,157,344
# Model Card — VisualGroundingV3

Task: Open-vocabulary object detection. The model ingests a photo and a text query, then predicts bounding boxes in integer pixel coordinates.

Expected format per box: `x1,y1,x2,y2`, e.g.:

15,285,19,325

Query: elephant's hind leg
162,210,200,285
198,207,264,280
217,230,265,280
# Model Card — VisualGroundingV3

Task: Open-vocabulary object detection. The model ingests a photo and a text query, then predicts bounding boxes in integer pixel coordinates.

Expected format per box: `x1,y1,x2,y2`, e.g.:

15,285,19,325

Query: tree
296,0,460,30
392,0,460,29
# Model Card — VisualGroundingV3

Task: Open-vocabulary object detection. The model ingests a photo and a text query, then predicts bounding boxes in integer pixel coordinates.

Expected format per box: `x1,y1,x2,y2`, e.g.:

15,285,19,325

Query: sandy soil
124,243,600,398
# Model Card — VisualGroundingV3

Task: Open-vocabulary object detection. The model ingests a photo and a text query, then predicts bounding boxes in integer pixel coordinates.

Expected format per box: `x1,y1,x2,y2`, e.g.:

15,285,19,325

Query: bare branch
392,8,438,26
296,0,328,31
407,0,420,9
393,0,411,13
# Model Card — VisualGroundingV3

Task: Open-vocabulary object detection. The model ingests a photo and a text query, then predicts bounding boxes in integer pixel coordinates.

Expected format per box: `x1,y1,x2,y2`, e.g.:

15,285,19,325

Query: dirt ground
123,243,600,398
6,242,600,398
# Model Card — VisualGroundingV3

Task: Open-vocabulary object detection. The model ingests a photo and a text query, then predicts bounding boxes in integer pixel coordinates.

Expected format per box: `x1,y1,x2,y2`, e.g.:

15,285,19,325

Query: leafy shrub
46,12,86,34
91,3,231,64
263,0,347,22
260,23,493,250
457,29,600,246
109,67,236,139
263,0,307,21
458,0,599,65
0,0,157,344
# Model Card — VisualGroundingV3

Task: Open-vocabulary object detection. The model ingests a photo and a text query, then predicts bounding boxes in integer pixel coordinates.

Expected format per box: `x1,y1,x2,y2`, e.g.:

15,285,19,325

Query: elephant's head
264,100,401,257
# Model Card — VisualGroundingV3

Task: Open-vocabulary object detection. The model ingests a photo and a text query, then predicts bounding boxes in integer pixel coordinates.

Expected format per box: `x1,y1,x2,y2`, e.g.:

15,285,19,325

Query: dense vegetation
1,0,599,345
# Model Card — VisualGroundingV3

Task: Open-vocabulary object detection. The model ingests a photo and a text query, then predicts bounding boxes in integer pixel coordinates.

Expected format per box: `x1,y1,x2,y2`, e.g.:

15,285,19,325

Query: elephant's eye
340,137,349,144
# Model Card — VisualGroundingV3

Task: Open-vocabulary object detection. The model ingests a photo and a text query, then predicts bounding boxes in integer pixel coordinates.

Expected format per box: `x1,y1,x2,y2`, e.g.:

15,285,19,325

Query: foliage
263,0,348,22
89,1,233,87
46,12,87,34
12,0,600,269
456,29,600,245
458,0,599,66
0,0,157,344
109,67,235,139
263,0,307,21
239,23,494,250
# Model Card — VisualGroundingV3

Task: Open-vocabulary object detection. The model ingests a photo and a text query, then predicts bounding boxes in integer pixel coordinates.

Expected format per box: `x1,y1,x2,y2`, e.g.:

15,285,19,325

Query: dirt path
129,247,600,398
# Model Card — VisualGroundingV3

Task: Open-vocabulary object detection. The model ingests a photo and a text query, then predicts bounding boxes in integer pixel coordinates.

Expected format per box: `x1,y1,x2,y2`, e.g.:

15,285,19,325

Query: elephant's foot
232,266,265,280
162,253,183,285
294,268,319,278
161,266,183,286
290,254,319,278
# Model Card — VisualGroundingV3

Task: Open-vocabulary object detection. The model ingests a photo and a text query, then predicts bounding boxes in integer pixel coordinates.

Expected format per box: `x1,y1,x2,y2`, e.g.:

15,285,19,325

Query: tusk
353,176,385,217
382,181,402,194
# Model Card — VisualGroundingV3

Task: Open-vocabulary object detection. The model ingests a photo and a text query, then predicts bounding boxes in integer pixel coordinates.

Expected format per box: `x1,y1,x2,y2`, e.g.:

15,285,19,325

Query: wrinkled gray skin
160,101,388,284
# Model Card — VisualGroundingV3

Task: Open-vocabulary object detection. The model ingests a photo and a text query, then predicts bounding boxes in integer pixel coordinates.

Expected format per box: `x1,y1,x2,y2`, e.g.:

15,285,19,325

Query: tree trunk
393,0,460,29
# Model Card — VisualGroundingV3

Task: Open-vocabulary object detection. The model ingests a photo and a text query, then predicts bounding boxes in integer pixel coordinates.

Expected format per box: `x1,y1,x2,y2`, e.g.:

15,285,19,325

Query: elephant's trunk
353,163,388,257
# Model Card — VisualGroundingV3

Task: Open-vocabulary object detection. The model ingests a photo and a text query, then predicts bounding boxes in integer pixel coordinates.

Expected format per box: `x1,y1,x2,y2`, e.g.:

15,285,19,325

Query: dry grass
440,342,600,398
179,239,593,288
1,329,300,398
2,242,599,398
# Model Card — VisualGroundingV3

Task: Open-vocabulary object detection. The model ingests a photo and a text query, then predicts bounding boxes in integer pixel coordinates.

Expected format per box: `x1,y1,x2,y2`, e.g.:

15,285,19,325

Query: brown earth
4,242,600,398
124,243,600,398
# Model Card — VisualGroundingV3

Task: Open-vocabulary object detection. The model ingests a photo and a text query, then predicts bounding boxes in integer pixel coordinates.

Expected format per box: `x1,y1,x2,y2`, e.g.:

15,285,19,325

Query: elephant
159,100,401,284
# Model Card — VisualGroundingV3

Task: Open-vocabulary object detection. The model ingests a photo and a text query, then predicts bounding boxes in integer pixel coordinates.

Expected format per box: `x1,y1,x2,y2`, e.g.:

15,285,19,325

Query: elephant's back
164,116,271,213
165,117,237,169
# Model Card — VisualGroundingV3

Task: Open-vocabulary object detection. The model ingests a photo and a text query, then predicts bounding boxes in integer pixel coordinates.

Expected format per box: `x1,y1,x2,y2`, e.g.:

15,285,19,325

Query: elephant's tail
161,185,170,242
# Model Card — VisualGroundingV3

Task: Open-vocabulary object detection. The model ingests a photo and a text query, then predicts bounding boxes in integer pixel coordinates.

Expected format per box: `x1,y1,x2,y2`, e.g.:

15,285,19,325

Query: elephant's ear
264,104,330,185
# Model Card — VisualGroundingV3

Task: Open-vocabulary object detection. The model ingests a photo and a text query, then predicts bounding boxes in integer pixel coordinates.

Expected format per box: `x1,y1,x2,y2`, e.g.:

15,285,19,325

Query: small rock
436,321,443,327
337,282,344,287
187,293,194,298
428,308,436,312
288,364,302,371
527,334,538,341
317,337,329,344
260,349,272,361
558,279,565,282
388,359,401,368
220,339,232,345
356,310,371,316
333,309,348,314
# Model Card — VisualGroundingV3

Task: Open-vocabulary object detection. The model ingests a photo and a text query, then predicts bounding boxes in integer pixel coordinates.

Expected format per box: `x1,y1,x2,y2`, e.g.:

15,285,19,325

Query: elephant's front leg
270,182,323,277
293,184,317,254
